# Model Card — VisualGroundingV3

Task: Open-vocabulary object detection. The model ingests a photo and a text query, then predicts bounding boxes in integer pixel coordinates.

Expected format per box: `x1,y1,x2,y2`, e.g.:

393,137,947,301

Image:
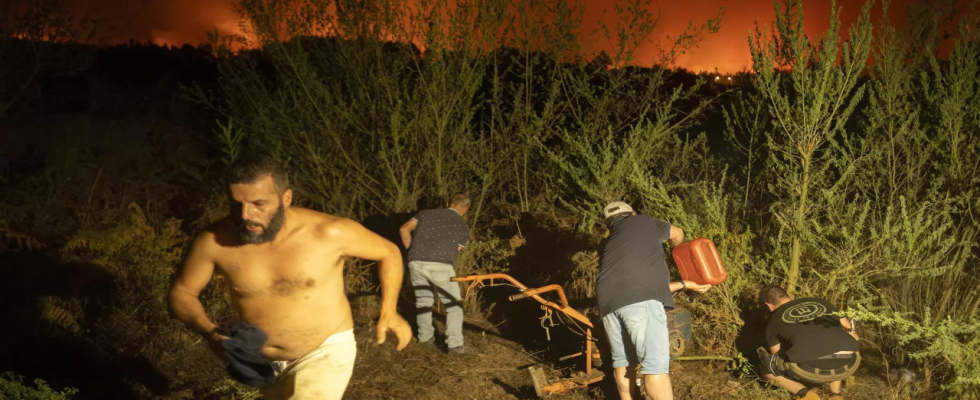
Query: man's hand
376,312,412,351
334,218,411,350
206,332,231,357
685,281,712,293
841,318,860,342
669,225,685,247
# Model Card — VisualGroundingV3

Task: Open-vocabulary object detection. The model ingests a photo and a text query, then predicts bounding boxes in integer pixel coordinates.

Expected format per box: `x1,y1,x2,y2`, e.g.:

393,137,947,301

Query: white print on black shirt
781,301,829,324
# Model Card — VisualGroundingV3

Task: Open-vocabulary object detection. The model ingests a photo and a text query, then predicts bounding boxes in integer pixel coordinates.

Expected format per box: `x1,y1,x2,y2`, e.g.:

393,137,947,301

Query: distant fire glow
24,0,940,73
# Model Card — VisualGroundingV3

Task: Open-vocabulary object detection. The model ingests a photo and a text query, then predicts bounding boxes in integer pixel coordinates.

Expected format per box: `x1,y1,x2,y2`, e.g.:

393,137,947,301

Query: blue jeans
602,299,670,375
408,261,464,348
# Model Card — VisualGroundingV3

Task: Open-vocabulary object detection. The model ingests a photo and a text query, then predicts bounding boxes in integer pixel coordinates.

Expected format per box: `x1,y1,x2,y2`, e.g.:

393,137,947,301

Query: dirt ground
344,300,921,400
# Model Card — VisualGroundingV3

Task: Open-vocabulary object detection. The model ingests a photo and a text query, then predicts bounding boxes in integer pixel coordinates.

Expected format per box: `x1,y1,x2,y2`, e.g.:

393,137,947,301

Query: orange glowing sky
20,0,939,72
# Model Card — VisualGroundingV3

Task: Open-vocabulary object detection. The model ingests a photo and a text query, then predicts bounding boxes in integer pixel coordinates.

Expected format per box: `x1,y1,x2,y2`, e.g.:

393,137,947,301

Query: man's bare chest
216,244,342,298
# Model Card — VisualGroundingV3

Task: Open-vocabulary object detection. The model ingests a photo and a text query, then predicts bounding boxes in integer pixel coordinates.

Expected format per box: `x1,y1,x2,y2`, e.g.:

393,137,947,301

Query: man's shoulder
620,214,658,224
614,214,659,232
195,217,235,248
411,208,434,220
637,214,670,227
416,208,464,221
793,297,833,308
795,297,824,302
418,208,451,217
288,206,329,218
293,208,356,240
772,298,813,314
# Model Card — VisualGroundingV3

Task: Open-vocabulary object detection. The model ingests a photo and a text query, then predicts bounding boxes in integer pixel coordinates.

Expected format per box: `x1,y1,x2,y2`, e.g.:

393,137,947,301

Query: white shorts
261,329,357,400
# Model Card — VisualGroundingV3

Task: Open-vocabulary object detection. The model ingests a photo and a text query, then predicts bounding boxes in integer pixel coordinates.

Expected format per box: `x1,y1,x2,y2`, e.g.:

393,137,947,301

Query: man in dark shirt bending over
758,285,861,400
399,193,471,353
597,201,711,400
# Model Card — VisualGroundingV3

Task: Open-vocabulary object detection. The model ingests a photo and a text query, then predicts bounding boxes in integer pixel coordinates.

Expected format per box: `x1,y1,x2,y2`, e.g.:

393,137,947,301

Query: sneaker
447,345,470,354
418,337,435,347
756,347,769,360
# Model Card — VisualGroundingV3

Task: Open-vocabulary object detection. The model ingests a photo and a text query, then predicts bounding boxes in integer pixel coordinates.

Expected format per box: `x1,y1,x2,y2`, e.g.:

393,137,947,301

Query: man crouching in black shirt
757,285,860,400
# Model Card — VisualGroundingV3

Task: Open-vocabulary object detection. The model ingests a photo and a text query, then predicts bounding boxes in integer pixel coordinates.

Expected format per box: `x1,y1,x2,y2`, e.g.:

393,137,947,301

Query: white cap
603,201,634,219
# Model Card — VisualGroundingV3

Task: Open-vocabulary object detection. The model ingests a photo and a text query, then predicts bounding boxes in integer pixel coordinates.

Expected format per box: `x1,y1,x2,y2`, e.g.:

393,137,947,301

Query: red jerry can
671,238,727,285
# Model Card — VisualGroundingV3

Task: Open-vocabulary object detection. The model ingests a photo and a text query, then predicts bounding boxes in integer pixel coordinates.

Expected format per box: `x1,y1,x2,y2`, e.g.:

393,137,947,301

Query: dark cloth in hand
216,321,281,388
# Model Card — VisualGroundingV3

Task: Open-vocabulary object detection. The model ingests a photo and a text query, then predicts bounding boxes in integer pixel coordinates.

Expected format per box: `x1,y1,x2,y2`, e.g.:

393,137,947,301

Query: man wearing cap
597,201,711,400
757,285,860,400
399,193,471,353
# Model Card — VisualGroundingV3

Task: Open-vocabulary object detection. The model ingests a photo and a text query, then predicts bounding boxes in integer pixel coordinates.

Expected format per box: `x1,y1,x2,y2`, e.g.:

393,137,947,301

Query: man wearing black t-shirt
758,285,861,400
597,201,711,400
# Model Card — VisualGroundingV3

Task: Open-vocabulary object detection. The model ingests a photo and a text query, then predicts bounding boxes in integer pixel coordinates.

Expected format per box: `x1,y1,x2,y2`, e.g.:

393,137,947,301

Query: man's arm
399,218,417,249
335,218,411,351
668,225,684,247
169,232,225,340
458,225,470,252
669,281,711,293
765,322,782,354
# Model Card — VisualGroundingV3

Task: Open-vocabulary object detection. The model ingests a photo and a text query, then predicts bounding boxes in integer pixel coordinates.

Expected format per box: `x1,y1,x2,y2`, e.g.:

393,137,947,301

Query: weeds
0,372,78,400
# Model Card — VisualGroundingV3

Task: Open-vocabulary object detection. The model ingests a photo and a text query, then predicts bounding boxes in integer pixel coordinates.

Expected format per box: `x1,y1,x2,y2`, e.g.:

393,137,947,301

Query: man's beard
238,205,286,244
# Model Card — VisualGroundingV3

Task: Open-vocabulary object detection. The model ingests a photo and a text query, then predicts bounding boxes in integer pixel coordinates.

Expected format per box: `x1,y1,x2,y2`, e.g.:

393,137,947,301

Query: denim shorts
601,299,670,375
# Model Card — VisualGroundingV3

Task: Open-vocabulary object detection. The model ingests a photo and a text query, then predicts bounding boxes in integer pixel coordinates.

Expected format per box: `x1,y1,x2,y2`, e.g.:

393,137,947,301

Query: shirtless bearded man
169,156,411,399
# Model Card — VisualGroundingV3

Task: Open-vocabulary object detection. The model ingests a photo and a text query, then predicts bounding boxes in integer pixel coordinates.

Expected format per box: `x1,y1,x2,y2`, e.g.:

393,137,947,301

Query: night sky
17,0,929,72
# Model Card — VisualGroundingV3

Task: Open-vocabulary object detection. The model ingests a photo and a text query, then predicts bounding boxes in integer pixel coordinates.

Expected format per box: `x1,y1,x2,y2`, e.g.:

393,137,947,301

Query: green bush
849,306,980,398
61,203,234,393
203,0,979,395
3,0,979,398
0,372,78,400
